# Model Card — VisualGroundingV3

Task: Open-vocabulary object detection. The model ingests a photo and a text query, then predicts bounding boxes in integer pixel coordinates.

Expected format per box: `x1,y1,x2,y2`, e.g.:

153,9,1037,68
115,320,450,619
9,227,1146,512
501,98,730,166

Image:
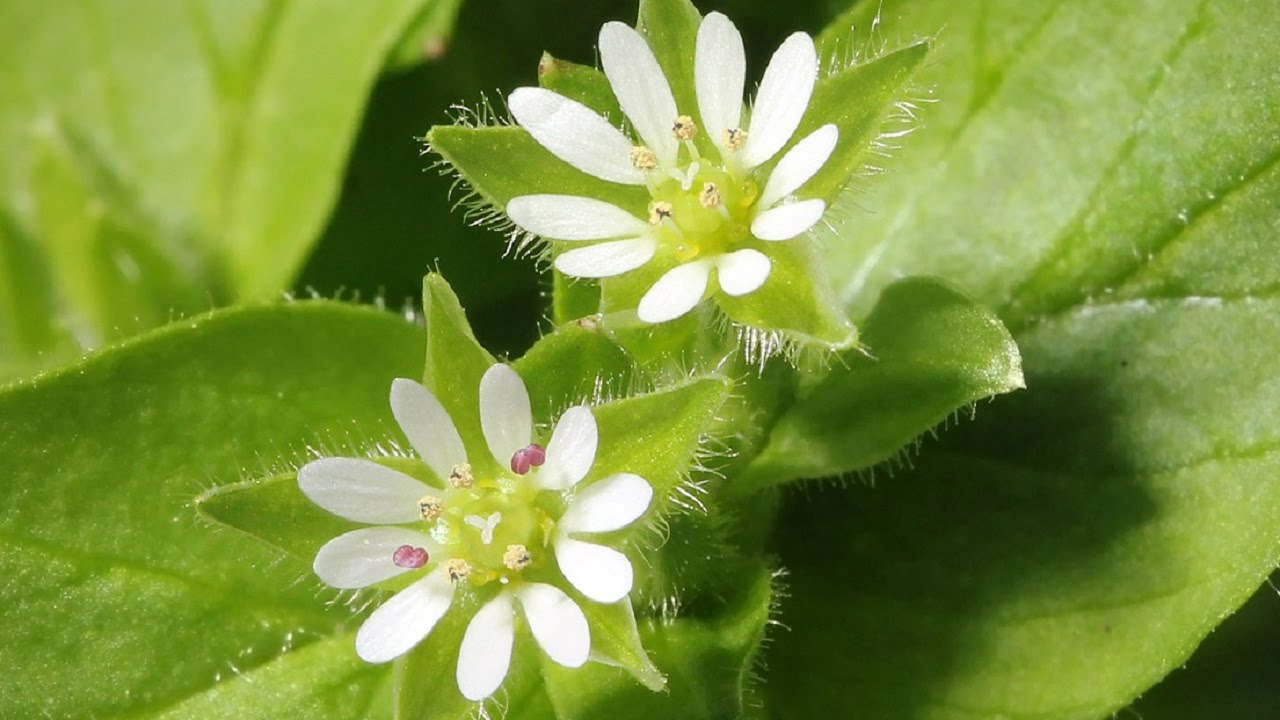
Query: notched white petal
538,405,599,491
314,527,434,590
716,249,772,296
355,574,455,664
298,457,430,524
516,583,590,668
479,364,533,468
508,87,644,185
390,378,467,483
553,237,657,279
695,11,746,149
555,536,634,603
599,21,679,168
751,198,827,241
636,260,714,324
758,124,838,208
457,592,516,701
507,195,648,241
742,32,819,169
560,473,653,533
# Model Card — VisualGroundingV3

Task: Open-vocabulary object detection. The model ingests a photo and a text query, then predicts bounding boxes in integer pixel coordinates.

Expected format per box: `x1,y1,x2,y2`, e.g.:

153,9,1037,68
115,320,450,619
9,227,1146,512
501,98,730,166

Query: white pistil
465,512,503,545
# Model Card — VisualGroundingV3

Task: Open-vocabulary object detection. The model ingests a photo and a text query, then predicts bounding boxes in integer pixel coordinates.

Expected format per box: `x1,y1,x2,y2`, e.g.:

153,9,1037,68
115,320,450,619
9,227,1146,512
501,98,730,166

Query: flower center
648,163,756,261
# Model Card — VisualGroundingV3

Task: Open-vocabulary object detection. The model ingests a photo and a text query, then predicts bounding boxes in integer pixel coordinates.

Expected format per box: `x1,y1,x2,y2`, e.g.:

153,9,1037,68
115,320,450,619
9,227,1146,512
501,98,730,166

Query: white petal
298,457,430,524
742,32,819,169
695,12,746,150
507,195,649,241
758,124,839,208
636,260,714,324
560,473,653,533
555,536,634,603
355,574,454,664
508,87,644,185
554,237,656,279
751,198,827,241
715,249,772,296
390,378,467,483
537,406,599,491
479,364,533,467
313,527,434,590
516,583,590,668
457,592,516,701
599,22,679,168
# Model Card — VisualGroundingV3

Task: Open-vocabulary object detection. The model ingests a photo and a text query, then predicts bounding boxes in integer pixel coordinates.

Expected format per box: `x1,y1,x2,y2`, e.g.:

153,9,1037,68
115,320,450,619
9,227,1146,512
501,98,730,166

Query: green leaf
741,277,1022,489
387,0,466,69
0,0,432,377
767,0,1280,714
0,301,424,719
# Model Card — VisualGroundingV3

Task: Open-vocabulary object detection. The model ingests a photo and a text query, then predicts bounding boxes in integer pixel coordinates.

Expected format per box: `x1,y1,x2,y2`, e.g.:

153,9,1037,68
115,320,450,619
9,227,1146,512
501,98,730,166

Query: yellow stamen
723,127,748,151
699,182,722,208
672,115,698,141
417,494,444,522
444,558,472,583
648,201,674,225
448,463,473,489
503,544,532,571
629,146,659,171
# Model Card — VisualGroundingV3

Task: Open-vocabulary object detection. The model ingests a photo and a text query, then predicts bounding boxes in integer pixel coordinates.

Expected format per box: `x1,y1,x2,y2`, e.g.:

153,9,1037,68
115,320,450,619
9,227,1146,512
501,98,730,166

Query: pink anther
392,545,429,569
510,443,547,475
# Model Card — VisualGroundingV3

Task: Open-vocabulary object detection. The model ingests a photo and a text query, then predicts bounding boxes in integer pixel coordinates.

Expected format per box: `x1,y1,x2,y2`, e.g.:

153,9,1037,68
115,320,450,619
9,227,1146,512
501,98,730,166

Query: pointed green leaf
742,277,1022,489
578,598,666,692
0,302,423,719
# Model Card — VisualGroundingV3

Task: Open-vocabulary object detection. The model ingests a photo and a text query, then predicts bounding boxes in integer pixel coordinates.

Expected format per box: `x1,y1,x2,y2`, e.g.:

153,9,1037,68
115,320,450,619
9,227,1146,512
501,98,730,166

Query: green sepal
785,41,931,204
426,124,649,221
716,238,858,350
511,315,635,421
552,270,604,325
537,53,623,121
193,457,438,564
540,561,776,719
741,278,1022,489
636,0,702,120
579,597,666,692
422,273,498,476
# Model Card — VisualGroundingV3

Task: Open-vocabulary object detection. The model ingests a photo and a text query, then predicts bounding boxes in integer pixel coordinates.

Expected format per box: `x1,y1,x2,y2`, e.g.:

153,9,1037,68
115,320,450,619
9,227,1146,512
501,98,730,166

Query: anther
448,463,473,488
723,127,748,151
699,182,722,208
503,544,532,571
418,494,444,522
648,201,674,225
392,545,429,569
444,558,472,583
629,146,659,171
510,443,546,475
672,115,698,141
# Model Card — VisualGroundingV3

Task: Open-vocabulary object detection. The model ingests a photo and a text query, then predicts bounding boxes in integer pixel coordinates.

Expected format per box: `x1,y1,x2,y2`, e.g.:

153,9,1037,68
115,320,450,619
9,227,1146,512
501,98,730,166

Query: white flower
506,12,838,323
298,364,653,701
